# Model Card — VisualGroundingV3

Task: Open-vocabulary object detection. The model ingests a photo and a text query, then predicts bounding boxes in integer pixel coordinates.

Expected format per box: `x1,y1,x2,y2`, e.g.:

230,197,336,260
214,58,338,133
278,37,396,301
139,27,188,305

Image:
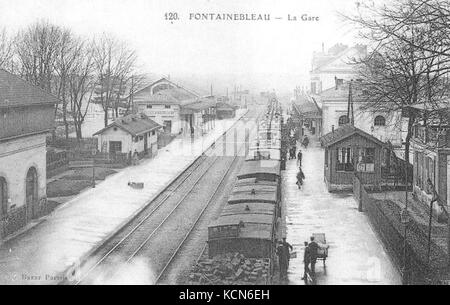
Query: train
207,97,285,261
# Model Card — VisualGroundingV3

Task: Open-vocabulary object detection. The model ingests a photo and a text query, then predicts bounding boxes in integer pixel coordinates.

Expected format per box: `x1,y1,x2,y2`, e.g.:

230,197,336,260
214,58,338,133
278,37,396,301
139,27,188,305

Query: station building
93,113,161,158
0,69,57,238
133,78,216,136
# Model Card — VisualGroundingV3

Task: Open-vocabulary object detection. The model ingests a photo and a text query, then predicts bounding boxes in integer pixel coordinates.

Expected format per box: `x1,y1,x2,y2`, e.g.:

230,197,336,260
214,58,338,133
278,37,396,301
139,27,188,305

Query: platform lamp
400,140,411,284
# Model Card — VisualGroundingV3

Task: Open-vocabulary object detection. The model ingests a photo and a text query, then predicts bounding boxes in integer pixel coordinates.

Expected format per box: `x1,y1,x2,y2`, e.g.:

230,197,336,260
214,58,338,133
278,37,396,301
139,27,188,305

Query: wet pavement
0,110,248,285
282,133,402,285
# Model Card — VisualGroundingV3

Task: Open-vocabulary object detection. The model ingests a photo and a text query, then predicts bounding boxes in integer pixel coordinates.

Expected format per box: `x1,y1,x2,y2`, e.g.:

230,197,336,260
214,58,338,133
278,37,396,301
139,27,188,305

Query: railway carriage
206,96,283,263
207,202,276,258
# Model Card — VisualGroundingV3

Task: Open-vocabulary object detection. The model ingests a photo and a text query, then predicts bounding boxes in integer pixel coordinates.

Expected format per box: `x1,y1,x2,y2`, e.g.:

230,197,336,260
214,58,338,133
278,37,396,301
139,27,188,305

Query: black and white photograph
0,0,449,289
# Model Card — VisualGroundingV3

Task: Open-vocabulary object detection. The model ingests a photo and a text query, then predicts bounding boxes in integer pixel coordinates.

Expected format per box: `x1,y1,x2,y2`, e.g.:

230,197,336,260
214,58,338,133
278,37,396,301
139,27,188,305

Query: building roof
93,113,161,136
216,101,236,111
320,124,386,147
0,69,59,108
134,87,198,106
292,95,321,117
311,44,367,74
180,97,216,112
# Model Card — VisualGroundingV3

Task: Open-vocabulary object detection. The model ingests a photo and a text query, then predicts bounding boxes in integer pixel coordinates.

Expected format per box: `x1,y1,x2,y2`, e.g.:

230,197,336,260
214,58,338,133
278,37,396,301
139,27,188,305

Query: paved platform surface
0,110,247,285
281,133,402,285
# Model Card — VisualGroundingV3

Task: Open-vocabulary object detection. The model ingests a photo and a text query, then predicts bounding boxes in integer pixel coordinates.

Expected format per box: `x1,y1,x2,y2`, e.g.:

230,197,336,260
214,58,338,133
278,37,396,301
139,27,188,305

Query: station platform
0,110,248,285
281,132,401,285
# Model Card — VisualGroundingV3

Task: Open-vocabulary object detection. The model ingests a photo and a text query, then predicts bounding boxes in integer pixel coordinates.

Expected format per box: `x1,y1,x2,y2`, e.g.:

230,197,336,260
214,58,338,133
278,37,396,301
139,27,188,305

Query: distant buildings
93,113,161,158
133,78,216,136
310,43,367,96
307,43,403,148
0,69,57,238
320,81,403,147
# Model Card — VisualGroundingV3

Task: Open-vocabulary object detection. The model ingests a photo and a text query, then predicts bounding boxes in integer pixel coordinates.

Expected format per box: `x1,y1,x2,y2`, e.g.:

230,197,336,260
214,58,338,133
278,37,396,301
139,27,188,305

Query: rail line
68,110,260,285
74,156,219,284
154,155,241,284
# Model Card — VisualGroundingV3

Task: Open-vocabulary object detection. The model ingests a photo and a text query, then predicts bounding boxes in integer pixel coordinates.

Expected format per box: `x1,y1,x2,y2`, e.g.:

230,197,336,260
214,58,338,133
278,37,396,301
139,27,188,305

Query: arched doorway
26,167,38,221
0,177,7,219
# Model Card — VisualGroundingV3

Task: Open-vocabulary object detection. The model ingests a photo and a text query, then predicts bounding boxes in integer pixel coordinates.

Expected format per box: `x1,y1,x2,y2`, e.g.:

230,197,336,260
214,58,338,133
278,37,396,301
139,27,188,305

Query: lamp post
401,140,411,285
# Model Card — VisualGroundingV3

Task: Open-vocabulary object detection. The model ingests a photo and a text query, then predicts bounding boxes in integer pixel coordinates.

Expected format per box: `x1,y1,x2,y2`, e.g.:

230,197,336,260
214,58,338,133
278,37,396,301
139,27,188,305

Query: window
0,177,7,216
356,147,375,172
152,130,156,136
336,147,354,172
311,82,317,94
374,115,386,126
165,105,171,109
338,115,349,126
134,136,139,143
139,136,144,141
336,78,344,86
425,156,435,194
146,105,152,109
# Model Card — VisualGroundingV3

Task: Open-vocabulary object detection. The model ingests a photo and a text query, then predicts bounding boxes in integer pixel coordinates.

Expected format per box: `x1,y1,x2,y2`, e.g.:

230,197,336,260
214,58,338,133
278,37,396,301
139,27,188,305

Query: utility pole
347,80,354,125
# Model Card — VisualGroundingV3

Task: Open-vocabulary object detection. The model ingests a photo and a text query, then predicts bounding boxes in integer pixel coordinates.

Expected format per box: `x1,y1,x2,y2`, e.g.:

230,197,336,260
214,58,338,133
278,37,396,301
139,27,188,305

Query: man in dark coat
297,149,302,167
308,236,319,276
276,241,288,280
301,241,311,281
282,238,293,268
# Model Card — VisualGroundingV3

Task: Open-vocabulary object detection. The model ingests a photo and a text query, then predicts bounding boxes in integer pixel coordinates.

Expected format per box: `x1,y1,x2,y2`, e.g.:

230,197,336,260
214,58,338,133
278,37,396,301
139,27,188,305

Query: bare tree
125,73,146,115
67,40,96,141
344,0,450,162
92,34,137,127
15,21,63,92
0,28,13,70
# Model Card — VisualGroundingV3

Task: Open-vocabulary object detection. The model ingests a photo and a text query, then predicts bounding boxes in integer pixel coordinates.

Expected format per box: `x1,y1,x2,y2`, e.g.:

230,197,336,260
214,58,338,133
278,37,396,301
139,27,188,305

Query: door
0,177,7,219
163,120,172,133
144,133,148,153
26,167,38,221
109,141,122,154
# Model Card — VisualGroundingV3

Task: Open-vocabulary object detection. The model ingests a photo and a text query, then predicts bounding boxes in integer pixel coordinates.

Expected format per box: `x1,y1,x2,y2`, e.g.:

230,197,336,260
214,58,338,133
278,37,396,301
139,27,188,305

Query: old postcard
0,0,449,292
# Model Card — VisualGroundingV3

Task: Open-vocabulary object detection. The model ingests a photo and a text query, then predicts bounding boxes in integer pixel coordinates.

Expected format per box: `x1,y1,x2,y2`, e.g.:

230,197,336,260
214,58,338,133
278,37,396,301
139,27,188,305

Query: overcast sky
0,0,362,95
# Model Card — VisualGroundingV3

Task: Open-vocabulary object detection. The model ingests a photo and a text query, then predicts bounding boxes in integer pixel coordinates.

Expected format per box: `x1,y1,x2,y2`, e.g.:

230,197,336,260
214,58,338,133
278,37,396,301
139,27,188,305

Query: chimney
332,125,335,133
335,76,338,90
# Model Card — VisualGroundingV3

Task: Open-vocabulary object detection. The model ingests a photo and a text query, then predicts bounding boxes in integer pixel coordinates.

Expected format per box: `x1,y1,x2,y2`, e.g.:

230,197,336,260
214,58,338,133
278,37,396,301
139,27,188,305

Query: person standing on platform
301,241,311,281
277,241,288,280
282,238,293,268
297,149,302,168
308,236,319,277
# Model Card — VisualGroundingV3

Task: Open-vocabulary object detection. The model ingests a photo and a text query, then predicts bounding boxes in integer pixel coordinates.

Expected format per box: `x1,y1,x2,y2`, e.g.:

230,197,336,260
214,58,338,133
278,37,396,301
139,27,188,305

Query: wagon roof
319,124,386,147
211,213,274,227
232,184,278,193
234,178,278,187
221,202,275,216
237,160,280,180
228,192,277,204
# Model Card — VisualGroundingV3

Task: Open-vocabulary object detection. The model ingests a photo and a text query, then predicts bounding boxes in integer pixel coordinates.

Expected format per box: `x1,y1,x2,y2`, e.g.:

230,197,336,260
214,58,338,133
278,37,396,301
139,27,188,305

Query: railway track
65,110,260,285
154,155,241,284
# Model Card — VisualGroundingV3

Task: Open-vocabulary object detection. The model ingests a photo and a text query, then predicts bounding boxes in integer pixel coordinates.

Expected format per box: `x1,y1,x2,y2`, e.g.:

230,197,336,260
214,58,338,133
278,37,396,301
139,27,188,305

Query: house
320,80,403,148
93,113,161,158
133,77,216,135
320,125,388,192
409,103,450,221
291,94,322,137
0,69,57,238
216,101,236,119
310,43,367,95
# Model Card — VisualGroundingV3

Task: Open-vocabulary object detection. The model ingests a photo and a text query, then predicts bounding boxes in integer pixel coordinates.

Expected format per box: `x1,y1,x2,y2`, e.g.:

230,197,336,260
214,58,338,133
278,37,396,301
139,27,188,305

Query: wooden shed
320,125,386,192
